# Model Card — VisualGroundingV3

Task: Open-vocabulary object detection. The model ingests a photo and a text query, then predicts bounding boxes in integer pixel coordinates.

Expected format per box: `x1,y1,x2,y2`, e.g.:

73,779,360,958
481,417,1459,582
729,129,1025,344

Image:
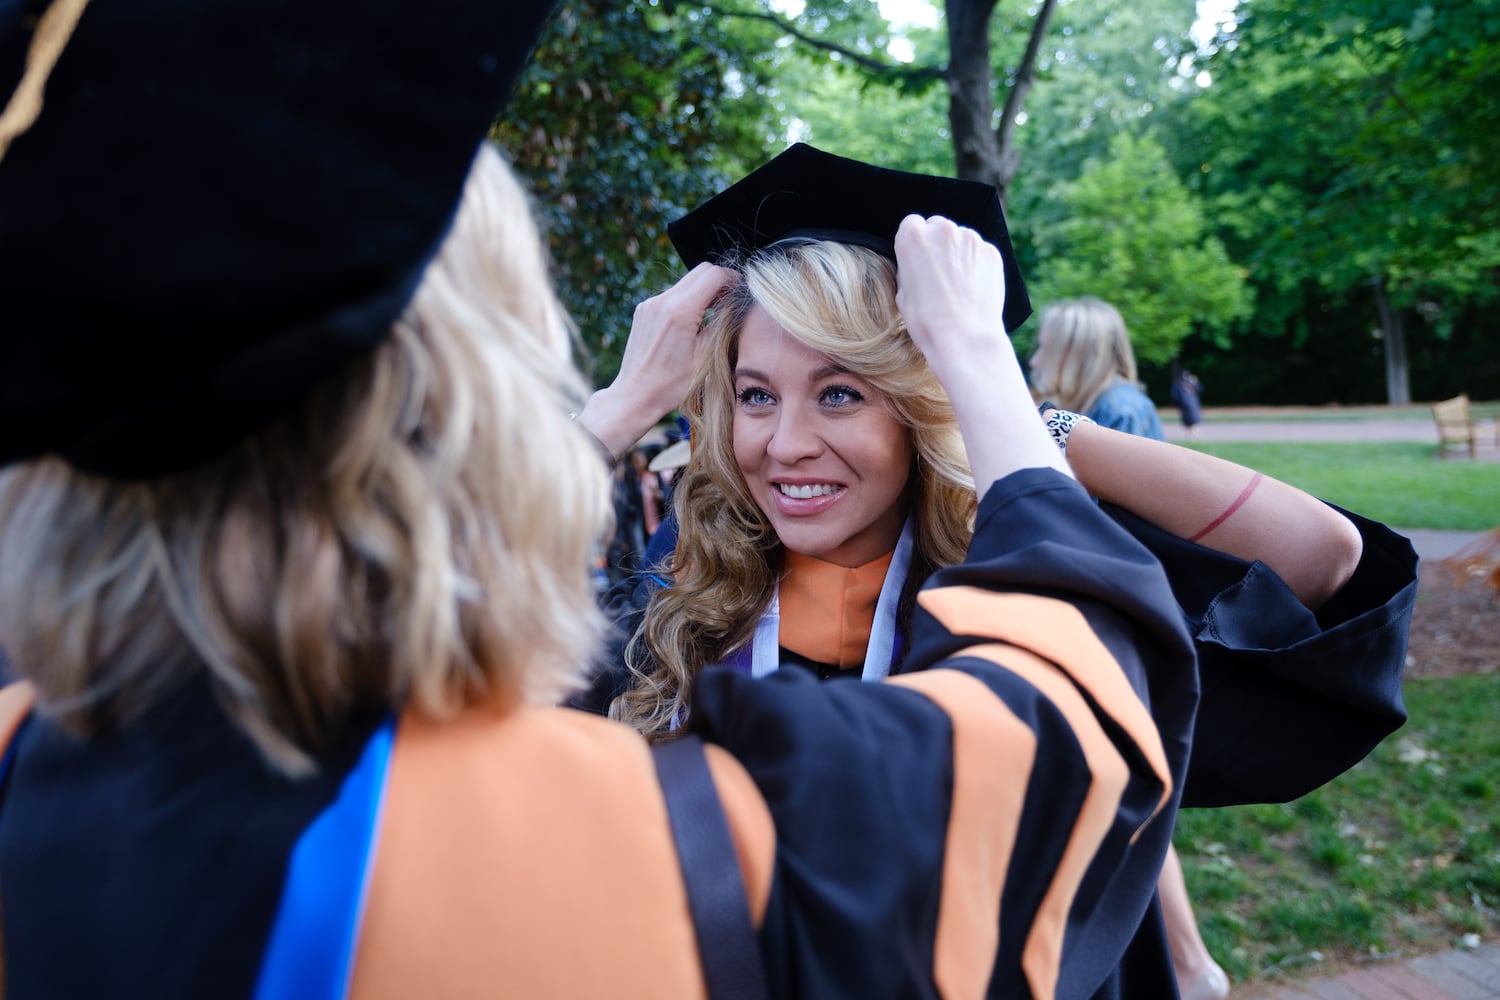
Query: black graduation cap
0,0,559,479
668,143,1031,334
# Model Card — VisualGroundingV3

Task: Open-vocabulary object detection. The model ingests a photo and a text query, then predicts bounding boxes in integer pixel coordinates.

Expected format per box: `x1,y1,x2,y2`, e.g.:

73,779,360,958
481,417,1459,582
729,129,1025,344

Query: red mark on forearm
1188,472,1264,543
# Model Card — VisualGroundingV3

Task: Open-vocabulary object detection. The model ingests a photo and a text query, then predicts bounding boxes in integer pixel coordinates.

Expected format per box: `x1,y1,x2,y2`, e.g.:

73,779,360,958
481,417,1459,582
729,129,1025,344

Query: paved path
1162,418,1444,444
1402,528,1494,562
1237,941,1500,999
1158,406,1500,462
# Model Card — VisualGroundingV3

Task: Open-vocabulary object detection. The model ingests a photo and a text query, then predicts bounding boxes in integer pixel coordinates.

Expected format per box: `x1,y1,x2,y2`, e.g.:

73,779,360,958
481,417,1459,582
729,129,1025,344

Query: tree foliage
698,0,1062,198
1024,132,1250,364
491,1,1500,403
1173,0,1500,400
493,1,773,384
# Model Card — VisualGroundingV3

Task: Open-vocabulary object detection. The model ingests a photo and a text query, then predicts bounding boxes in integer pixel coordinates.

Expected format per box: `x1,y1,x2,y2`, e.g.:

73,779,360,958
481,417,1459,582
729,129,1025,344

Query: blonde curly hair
611,240,977,739
0,145,613,776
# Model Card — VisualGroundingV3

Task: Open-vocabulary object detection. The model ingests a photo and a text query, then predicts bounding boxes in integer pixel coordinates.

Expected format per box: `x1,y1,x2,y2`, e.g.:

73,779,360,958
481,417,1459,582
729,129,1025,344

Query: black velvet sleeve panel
1101,501,1417,807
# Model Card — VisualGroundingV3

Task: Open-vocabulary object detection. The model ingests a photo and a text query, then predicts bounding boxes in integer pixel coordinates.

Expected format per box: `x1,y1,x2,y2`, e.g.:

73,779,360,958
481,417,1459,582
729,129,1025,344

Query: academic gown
580,480,1418,997
588,496,1416,810
1,467,1205,999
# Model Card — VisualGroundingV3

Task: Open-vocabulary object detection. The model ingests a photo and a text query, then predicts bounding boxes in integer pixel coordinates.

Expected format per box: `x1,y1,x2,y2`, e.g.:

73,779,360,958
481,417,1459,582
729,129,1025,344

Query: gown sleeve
1100,501,1417,807
690,468,1198,1000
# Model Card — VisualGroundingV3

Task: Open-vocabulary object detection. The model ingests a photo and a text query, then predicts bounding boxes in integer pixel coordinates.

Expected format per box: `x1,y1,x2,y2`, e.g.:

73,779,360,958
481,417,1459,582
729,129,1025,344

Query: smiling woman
571,142,1416,999
629,236,972,704
573,144,1033,731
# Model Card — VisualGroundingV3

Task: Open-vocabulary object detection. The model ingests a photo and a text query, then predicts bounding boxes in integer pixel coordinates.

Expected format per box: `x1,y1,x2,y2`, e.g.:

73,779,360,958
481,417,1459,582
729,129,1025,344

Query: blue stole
254,717,396,1000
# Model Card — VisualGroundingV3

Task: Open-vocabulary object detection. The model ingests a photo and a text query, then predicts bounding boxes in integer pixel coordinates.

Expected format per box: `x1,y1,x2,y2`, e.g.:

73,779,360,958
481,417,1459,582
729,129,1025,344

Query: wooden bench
1432,393,1497,458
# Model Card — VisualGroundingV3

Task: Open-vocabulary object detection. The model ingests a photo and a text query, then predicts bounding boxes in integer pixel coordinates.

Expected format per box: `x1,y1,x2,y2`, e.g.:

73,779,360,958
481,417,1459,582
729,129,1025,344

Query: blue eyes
821,385,864,407
735,385,867,409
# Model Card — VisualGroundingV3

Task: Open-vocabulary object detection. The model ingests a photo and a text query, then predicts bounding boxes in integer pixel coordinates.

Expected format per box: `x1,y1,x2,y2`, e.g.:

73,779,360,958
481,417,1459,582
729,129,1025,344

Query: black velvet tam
0,0,559,479
667,143,1031,334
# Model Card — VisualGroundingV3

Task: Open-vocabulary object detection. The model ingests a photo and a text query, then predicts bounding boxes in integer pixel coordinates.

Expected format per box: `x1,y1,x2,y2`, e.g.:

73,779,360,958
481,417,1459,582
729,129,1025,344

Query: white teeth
778,483,838,499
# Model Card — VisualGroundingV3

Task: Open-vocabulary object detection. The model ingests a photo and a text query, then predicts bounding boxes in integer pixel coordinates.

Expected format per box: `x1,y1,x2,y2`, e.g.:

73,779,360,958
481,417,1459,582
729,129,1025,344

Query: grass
1177,674,1500,986
1182,441,1500,530
1170,423,1499,985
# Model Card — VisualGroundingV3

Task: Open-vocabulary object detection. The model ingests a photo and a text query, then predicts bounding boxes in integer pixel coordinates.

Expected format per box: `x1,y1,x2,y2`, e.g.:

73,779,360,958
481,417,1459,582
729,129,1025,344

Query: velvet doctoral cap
668,143,1031,334
0,0,560,478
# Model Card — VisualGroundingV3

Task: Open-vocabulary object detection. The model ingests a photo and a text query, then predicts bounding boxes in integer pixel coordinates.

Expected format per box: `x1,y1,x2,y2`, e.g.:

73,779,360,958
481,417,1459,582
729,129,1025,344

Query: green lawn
1178,673,1500,987
1171,435,1499,986
1184,441,1500,530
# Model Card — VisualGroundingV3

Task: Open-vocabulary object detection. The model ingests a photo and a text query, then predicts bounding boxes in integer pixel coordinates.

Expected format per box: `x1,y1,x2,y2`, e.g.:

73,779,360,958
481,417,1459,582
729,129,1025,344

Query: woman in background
1030,296,1165,440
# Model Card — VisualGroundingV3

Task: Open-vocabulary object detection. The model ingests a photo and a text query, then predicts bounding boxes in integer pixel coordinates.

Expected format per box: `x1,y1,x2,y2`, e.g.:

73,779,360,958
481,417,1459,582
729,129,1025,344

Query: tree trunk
944,0,1058,205
993,0,1059,196
945,0,1004,191
1371,276,1411,404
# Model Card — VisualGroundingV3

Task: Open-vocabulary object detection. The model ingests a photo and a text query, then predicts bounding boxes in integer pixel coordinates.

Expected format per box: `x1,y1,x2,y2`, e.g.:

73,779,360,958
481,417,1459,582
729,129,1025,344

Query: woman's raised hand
892,213,1010,377
578,262,738,462
893,214,1071,485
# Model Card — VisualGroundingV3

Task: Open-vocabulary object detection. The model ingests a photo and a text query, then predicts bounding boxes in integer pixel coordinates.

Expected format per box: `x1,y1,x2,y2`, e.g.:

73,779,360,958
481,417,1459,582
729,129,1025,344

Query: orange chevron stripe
889,669,1037,1000
918,588,1172,825
959,642,1132,1000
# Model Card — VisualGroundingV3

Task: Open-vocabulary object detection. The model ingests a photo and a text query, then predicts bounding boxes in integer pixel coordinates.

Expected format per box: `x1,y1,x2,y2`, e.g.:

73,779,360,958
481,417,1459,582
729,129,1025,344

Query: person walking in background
1029,297,1227,999
1028,296,1165,440
1173,368,1205,438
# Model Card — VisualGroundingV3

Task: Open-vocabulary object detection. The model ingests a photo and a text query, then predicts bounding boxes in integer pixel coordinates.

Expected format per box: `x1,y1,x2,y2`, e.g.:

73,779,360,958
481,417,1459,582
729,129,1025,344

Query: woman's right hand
577,262,738,462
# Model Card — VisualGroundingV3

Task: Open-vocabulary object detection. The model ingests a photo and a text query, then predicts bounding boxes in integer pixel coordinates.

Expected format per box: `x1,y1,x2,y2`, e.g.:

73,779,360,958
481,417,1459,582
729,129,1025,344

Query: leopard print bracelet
1041,407,1095,454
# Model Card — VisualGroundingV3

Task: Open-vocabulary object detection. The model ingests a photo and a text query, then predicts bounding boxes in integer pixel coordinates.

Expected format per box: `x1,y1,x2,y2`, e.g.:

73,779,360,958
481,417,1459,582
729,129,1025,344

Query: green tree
494,1,773,382
1178,0,1500,403
1024,132,1251,364
700,0,1054,199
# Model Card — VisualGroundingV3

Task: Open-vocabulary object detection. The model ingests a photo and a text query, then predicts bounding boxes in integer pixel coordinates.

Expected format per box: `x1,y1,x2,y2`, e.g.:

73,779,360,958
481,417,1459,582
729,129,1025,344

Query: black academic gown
581,483,1417,999
2,468,1200,999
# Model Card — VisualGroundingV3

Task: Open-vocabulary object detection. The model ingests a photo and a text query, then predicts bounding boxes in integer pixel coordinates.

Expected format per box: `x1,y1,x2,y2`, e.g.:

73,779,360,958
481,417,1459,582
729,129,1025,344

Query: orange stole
348,706,703,999
347,704,775,1000
778,549,894,669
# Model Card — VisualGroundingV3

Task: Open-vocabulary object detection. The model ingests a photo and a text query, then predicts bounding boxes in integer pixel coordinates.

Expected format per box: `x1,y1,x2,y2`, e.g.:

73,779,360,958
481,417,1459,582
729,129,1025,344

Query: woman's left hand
893,214,1070,484
893,214,1013,387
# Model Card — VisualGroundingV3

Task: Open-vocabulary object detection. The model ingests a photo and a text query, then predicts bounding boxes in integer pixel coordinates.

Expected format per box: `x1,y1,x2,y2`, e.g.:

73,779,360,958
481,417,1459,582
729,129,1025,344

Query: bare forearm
1065,422,1363,609
576,262,739,465
942,362,1072,490
575,385,662,467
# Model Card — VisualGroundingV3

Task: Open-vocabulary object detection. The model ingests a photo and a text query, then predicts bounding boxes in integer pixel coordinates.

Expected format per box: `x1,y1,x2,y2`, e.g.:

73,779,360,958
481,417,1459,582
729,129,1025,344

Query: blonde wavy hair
0,144,613,776
612,240,977,739
1028,296,1142,415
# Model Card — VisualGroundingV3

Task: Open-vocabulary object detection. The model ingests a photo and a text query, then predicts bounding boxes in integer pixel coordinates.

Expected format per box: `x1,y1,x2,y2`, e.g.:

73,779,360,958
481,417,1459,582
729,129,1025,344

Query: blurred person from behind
0,3,1252,998
1173,368,1205,438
